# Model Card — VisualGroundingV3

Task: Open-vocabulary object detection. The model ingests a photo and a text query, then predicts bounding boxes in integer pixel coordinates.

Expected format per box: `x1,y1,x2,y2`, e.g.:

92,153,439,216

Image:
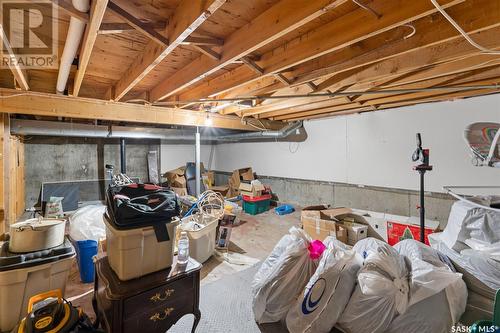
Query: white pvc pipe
56,0,90,94
195,129,201,197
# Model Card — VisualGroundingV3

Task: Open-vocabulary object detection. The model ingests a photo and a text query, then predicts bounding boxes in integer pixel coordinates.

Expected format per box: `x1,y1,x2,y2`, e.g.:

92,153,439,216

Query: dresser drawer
123,275,194,318
123,298,195,333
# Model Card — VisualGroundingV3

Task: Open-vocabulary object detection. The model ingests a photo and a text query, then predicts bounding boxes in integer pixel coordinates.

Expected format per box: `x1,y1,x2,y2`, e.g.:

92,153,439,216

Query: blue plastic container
75,240,98,283
275,204,295,215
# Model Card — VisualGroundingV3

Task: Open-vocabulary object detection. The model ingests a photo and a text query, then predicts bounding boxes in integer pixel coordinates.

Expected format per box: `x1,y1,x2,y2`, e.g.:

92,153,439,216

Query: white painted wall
160,142,214,173
214,94,500,192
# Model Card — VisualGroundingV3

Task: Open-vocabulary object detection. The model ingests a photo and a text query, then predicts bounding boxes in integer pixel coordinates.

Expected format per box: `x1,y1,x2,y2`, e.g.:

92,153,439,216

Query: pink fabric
308,240,326,259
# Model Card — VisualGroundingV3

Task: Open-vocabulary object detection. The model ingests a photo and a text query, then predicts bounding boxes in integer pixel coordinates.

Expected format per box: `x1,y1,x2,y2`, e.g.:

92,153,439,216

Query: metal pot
8,218,66,253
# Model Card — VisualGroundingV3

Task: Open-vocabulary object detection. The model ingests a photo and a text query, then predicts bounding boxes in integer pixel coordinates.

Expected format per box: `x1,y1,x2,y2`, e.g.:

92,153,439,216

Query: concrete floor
65,208,302,322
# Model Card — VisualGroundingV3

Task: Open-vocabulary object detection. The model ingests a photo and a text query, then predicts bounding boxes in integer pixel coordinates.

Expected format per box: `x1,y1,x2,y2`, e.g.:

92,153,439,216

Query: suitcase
93,256,202,333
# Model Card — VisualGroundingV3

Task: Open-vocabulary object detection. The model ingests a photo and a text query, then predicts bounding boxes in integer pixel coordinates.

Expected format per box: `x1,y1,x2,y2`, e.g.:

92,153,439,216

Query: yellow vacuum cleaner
12,290,99,333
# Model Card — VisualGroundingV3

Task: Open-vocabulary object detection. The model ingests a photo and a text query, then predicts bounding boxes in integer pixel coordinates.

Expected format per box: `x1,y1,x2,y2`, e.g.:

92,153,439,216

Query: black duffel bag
105,183,180,242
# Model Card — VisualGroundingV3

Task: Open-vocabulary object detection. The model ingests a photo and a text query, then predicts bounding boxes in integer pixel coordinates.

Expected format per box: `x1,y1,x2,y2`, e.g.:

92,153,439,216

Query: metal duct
215,121,303,142
10,119,306,143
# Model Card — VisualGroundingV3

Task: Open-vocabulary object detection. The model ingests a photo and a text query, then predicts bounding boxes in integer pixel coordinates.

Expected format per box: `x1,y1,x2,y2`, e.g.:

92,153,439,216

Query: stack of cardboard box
228,167,254,197
301,206,369,246
238,180,265,198
163,167,187,196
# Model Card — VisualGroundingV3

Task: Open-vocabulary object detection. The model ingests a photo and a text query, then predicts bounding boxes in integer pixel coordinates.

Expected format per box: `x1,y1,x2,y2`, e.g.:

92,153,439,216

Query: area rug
168,263,287,333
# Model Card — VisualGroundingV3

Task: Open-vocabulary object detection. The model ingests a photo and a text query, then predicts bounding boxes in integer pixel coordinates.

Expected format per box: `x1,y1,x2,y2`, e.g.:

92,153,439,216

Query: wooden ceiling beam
98,22,167,35
182,36,224,46
187,0,498,103
189,45,221,61
175,0,469,103
50,0,89,22
275,77,500,120
0,26,29,90
261,66,500,119
0,88,284,131
149,0,352,102
107,1,168,47
111,0,227,101
73,0,109,97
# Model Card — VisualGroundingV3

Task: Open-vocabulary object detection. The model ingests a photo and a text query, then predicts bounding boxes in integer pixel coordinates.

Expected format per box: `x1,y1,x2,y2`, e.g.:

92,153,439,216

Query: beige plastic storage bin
104,217,179,281
180,217,218,263
0,255,74,332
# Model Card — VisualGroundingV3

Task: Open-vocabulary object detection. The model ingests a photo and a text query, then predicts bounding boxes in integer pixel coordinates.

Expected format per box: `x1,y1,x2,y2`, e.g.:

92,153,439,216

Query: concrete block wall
214,171,455,227
24,137,160,209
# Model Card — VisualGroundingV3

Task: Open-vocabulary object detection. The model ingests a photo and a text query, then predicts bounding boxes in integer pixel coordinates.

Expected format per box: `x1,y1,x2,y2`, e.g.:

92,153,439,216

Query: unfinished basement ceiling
1,0,500,124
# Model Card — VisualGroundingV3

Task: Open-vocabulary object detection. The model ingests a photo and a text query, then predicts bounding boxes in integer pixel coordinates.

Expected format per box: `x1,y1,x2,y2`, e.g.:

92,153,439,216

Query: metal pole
120,138,126,174
419,170,425,243
195,127,201,197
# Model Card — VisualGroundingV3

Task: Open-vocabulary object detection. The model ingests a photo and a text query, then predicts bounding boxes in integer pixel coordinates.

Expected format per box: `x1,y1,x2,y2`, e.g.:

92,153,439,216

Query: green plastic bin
243,194,271,215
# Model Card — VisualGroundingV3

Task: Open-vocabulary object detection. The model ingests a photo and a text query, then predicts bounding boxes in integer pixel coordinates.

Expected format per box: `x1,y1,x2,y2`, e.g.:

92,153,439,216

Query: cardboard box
336,213,369,245
171,187,188,196
238,181,265,198
210,185,229,196
229,167,254,190
202,171,215,188
163,167,186,188
301,206,348,243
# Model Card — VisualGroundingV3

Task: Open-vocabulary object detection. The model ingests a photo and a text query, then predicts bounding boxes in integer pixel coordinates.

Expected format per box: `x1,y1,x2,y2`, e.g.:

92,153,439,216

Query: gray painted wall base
214,171,455,228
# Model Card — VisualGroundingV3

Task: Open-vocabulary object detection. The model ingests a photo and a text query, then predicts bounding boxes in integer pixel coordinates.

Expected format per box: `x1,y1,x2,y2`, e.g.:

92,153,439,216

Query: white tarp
286,238,361,333
337,239,410,333
252,227,318,323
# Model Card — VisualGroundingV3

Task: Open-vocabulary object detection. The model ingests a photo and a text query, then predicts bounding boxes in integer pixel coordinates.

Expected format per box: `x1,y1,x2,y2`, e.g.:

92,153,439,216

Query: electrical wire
431,0,500,55
402,23,416,39
0,92,32,99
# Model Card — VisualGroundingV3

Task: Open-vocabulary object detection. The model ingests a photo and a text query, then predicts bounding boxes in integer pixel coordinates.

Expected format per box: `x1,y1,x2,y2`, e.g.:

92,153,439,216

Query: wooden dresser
93,256,202,333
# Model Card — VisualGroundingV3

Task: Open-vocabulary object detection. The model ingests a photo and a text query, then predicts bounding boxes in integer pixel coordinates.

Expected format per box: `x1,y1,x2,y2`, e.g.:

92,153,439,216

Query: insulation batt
286,237,361,333
252,227,319,324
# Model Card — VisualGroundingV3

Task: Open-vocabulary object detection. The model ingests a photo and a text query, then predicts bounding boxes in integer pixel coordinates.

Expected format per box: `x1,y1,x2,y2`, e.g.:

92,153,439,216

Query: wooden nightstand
93,256,202,333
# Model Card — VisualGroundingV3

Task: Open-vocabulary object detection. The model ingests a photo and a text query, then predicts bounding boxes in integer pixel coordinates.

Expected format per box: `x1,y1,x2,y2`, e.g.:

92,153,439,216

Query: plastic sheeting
252,227,318,324
69,205,106,241
337,239,410,333
286,238,361,333
429,232,500,298
441,200,500,253
395,239,467,323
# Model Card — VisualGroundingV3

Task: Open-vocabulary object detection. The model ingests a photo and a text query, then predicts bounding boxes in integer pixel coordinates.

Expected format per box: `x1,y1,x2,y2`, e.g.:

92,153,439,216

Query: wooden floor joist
149,0,352,102
0,89,284,131
111,0,227,101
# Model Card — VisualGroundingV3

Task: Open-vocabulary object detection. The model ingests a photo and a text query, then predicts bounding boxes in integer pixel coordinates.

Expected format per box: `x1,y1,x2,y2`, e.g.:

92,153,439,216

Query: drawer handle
150,289,175,302
150,307,174,322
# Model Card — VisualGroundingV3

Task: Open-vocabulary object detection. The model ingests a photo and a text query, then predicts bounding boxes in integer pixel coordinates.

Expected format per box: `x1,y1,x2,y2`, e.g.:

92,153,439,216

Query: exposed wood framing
50,0,89,22
98,22,167,34
73,0,109,96
190,45,221,61
173,0,465,102
0,89,284,131
0,26,29,90
150,0,352,101
111,0,227,101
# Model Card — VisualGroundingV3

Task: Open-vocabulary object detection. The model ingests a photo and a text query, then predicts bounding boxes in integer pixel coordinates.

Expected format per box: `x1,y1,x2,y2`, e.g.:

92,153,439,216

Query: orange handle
27,289,62,313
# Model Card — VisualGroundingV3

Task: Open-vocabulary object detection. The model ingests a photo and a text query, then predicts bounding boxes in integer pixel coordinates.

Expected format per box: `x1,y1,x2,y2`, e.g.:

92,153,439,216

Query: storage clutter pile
427,198,500,325
0,218,75,332
252,228,468,333
104,182,180,280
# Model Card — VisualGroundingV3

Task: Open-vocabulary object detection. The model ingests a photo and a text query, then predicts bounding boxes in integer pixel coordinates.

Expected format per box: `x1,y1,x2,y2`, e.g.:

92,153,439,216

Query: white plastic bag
286,237,361,333
338,240,410,333
69,205,106,241
252,227,318,324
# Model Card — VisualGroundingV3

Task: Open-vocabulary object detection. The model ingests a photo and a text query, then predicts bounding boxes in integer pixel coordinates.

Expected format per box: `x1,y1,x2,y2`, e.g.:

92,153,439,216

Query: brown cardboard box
163,167,186,188
210,185,229,196
171,187,188,196
230,167,254,190
203,171,215,187
301,206,348,243
238,181,265,197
